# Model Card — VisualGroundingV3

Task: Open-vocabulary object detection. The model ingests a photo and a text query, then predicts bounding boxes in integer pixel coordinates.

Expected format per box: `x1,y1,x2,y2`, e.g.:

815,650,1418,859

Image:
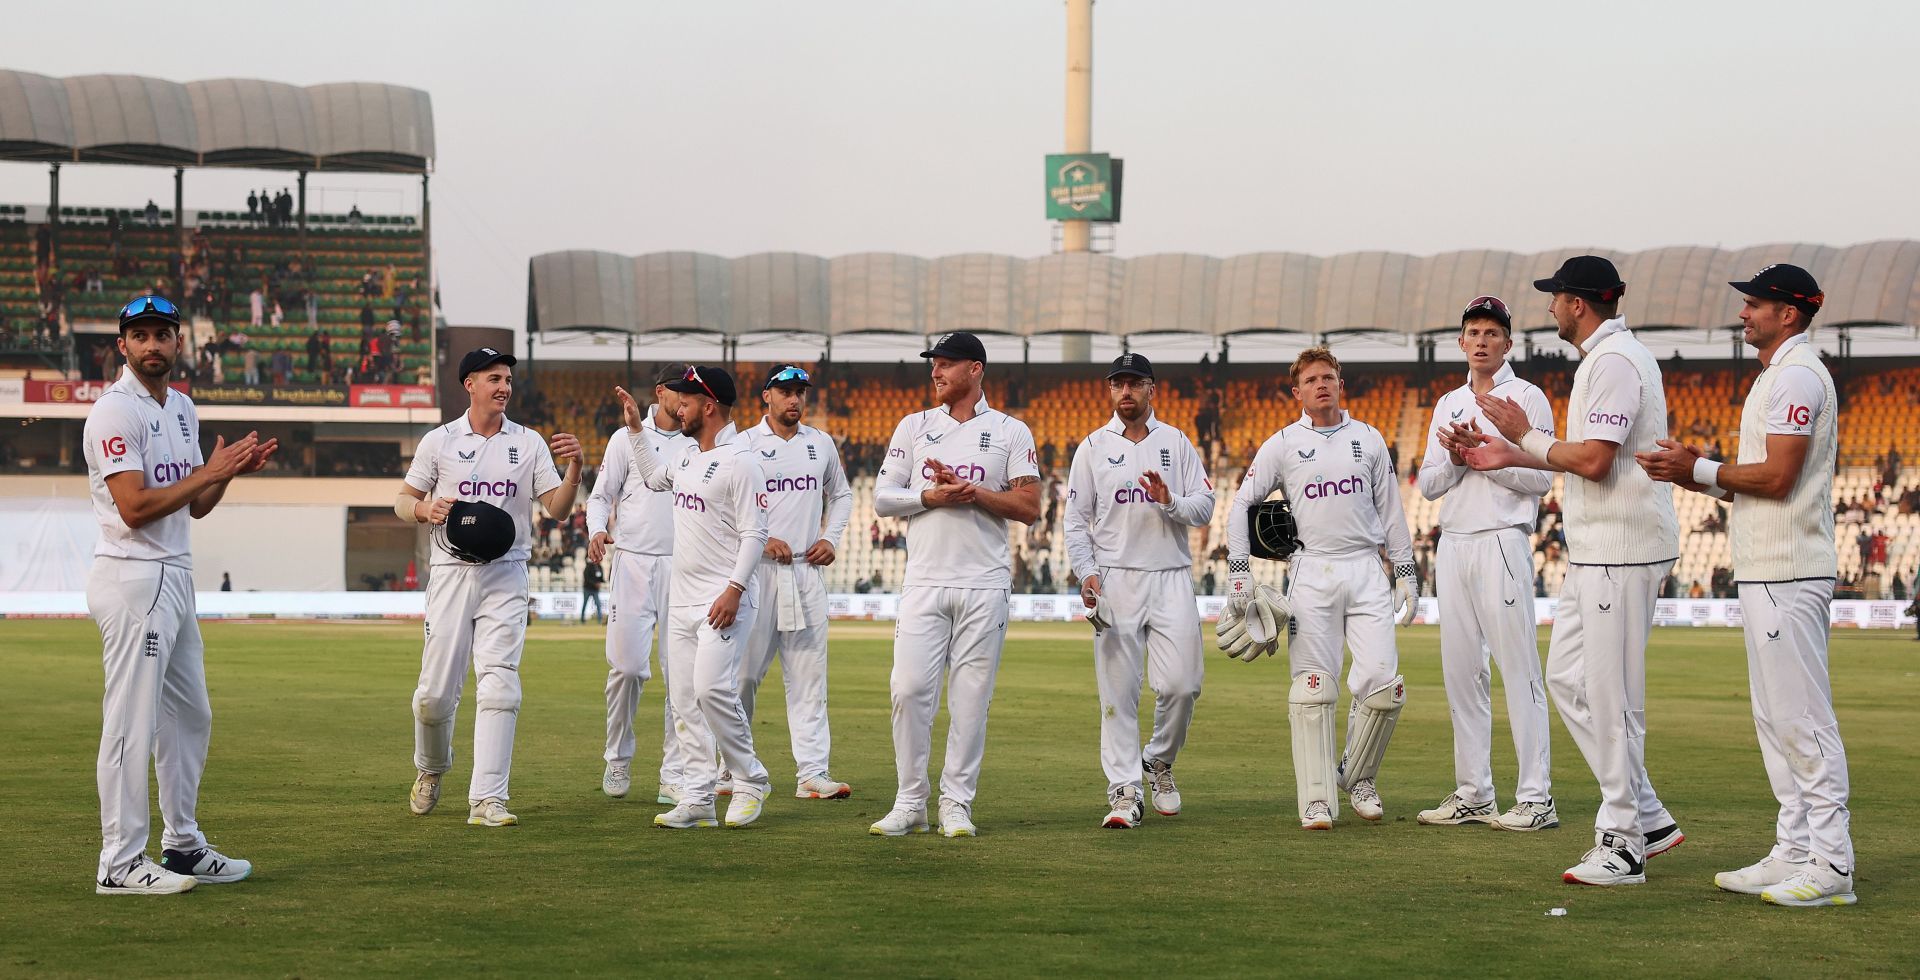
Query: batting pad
1289,670,1338,821
1338,675,1406,790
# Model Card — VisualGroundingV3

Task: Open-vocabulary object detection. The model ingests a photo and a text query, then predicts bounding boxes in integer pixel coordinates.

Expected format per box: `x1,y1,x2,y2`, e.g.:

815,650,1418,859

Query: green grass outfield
3,619,1916,977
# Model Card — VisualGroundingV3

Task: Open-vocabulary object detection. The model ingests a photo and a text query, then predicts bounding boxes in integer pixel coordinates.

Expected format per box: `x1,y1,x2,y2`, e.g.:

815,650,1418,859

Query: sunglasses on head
1462,295,1510,321
684,365,719,401
767,366,811,387
120,294,180,324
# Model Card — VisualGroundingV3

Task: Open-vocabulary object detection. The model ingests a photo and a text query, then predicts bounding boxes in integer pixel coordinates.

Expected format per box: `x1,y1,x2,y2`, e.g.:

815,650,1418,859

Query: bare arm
973,475,1043,525
105,432,259,528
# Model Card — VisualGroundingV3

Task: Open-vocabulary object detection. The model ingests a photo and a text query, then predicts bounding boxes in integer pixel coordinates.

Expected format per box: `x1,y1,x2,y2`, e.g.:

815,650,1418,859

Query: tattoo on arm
1008,476,1039,489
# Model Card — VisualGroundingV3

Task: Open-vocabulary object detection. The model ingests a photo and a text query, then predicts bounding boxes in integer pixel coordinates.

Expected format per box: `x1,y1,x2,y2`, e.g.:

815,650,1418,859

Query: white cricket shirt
1732,332,1837,581
625,431,770,607
405,412,563,566
1561,318,1678,565
587,412,682,557
742,418,854,562
1417,361,1556,533
1227,410,1415,567
1064,412,1215,579
872,394,1040,591
83,367,203,564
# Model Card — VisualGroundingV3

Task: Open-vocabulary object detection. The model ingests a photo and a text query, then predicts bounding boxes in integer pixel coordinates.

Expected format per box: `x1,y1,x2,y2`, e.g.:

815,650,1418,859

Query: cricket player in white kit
1638,264,1857,907
1415,296,1559,832
398,348,583,828
85,294,278,895
1465,256,1683,885
737,365,856,800
1065,353,1215,829
1225,348,1419,830
590,363,692,804
870,332,1041,838
614,366,775,829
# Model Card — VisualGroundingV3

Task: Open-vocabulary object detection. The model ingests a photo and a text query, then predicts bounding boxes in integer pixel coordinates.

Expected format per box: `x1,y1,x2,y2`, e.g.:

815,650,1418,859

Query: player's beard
132,350,173,380
683,410,707,440
1115,399,1144,422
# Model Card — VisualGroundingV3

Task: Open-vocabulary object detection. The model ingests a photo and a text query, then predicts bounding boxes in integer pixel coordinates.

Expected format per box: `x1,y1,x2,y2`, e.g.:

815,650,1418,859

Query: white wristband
1692,457,1723,490
1519,429,1556,464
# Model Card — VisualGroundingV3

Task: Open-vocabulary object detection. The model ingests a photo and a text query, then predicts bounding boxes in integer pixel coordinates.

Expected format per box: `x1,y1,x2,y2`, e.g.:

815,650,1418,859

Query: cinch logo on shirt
1303,475,1366,499
460,478,519,498
152,460,191,484
1113,485,1157,505
925,461,986,483
766,474,819,493
673,491,707,512
1587,410,1631,427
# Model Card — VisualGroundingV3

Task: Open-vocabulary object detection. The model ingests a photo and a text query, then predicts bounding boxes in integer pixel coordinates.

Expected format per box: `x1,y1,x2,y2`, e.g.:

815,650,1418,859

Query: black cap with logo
1730,264,1824,317
458,347,517,380
445,499,515,564
920,331,988,363
663,364,738,406
762,364,813,391
653,362,690,387
1106,352,1155,381
1533,255,1627,302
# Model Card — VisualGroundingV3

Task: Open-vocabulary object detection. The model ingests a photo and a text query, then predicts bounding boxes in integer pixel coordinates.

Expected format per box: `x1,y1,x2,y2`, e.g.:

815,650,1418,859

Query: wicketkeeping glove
1217,598,1278,662
1393,564,1418,627
1226,558,1253,614
1085,592,1114,631
1250,584,1289,642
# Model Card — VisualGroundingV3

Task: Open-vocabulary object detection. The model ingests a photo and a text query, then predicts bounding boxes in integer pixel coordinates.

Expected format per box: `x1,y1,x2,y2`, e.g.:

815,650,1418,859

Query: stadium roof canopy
0,70,433,173
529,241,1920,340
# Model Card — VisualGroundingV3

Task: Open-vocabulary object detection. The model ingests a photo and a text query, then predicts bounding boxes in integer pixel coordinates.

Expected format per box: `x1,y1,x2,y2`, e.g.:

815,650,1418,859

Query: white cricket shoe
409,770,441,816
656,782,680,805
468,798,518,827
1419,793,1497,826
1563,834,1645,886
725,784,769,828
161,846,252,884
1761,859,1857,907
1301,801,1334,831
603,764,630,799
1716,855,1804,895
1644,822,1685,858
1143,758,1182,816
796,775,852,799
1348,778,1383,822
654,801,719,829
1492,799,1559,832
1103,785,1144,829
96,855,196,896
868,806,930,836
938,798,977,838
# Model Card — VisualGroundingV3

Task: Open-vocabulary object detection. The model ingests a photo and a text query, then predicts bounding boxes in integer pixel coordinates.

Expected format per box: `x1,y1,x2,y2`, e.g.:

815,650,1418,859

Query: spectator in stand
144,199,159,227
1688,581,1706,599
580,557,605,624
242,346,261,386
270,349,292,386
360,303,376,336
221,573,233,592
360,273,376,299
307,329,324,376
348,204,362,228
249,287,264,328
246,191,259,222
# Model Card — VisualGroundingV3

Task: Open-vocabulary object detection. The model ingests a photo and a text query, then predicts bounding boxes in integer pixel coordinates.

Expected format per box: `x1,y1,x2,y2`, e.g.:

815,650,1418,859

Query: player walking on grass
398,348,583,828
85,294,277,895
1415,297,1559,832
737,365,856,801
1223,347,1418,831
614,367,775,829
1064,354,1215,829
589,363,692,804
1638,265,1857,907
869,332,1041,838
1463,257,1684,885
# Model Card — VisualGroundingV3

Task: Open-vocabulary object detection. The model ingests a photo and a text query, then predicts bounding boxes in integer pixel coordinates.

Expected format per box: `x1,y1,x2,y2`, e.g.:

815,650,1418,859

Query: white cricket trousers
1547,562,1676,855
1093,567,1202,794
88,558,210,883
1738,579,1854,871
664,600,770,806
890,586,1010,810
414,560,528,804
1437,528,1551,805
1286,552,1400,700
603,550,686,787
740,561,833,782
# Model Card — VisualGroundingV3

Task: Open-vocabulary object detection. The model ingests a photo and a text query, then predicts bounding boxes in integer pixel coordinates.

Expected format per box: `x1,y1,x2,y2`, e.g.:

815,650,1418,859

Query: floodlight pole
1062,0,1093,254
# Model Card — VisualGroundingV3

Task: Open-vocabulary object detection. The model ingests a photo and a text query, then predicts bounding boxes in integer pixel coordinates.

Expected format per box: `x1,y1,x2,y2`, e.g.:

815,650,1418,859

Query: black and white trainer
96,855,196,896
161,846,254,884
1644,822,1686,858
1563,833,1646,886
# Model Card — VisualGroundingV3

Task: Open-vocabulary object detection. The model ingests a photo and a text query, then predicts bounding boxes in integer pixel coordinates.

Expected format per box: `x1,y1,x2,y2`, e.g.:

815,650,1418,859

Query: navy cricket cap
1533,255,1626,303
921,331,988,363
653,362,689,387
1106,352,1154,381
458,347,517,380
1730,264,1824,316
664,364,738,406
445,499,515,564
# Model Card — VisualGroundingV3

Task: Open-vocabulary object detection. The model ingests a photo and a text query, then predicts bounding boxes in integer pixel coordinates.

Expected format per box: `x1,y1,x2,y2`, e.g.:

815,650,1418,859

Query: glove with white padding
1085,593,1114,632
1393,563,1419,627
1225,558,1253,615
1250,584,1290,642
1217,594,1278,662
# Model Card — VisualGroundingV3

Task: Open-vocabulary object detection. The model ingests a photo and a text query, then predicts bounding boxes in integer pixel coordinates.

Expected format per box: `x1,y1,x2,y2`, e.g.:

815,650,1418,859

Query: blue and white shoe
161,846,253,884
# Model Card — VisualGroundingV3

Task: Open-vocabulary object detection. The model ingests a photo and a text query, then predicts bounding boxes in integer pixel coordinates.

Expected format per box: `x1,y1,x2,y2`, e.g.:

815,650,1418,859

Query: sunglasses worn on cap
684,365,719,401
1462,295,1510,321
767,366,811,386
120,295,179,323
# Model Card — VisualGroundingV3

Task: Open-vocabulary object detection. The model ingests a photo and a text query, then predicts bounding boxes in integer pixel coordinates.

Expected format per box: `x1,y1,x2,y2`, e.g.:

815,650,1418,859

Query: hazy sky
4,0,1916,337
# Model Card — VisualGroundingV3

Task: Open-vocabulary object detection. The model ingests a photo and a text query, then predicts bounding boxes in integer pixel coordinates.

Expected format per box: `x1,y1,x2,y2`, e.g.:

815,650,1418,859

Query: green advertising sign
1046,152,1119,221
